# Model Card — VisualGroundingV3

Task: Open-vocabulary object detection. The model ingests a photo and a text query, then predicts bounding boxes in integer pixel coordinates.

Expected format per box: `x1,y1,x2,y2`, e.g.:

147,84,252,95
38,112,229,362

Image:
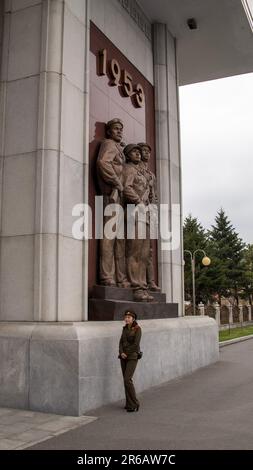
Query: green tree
240,244,253,304
183,215,209,302
208,208,246,303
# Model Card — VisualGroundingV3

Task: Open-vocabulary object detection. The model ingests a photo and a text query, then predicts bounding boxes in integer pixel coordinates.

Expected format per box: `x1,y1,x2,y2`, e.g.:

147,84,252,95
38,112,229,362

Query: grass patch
219,325,253,342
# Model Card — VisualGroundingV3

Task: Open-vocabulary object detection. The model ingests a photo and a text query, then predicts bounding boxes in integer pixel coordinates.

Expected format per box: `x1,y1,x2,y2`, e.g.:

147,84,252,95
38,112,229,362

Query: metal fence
184,302,252,328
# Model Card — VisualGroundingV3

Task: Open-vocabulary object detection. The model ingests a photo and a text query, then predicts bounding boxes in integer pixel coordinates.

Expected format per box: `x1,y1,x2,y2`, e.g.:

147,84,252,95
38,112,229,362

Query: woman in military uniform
119,310,142,412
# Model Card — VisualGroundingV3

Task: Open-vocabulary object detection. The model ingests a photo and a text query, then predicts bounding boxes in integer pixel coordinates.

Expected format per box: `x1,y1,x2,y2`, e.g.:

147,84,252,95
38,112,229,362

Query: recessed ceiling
137,0,253,85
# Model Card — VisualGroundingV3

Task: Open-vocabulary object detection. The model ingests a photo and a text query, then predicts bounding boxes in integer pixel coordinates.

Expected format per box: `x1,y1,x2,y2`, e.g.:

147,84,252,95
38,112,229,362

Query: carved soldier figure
123,144,154,302
97,118,130,288
138,142,160,292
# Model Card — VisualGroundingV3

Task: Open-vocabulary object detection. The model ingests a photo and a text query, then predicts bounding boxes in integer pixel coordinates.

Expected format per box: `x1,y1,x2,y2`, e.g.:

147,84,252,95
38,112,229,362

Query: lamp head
202,256,211,266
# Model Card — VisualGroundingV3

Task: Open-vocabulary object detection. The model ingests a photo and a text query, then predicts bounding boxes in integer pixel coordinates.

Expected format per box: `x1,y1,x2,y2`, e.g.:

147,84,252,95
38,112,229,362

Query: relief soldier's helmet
105,118,123,136
123,144,142,159
137,142,152,151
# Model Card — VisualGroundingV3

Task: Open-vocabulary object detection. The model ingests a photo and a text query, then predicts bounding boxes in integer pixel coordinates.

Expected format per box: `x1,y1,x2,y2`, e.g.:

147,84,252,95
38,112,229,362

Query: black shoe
126,404,139,412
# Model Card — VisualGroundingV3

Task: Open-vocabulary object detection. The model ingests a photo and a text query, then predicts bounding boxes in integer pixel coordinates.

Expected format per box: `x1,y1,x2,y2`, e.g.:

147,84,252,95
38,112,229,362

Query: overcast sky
179,72,253,245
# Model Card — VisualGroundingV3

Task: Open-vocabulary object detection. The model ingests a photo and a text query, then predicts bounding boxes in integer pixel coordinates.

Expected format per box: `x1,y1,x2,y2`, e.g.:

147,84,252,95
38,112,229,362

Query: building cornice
117,0,152,41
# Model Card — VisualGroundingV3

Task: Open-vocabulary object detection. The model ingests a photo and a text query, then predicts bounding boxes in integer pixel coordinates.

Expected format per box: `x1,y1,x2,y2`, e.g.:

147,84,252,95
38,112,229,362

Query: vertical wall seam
153,24,162,289
56,0,65,321
0,7,11,317
33,2,44,321
164,25,173,300
33,0,50,321
82,0,90,321
153,23,182,306
175,37,185,315
153,24,169,295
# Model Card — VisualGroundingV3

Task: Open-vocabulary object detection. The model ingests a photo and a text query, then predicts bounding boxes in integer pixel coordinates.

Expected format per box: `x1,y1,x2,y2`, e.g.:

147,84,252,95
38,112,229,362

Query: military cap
137,142,152,151
106,118,123,131
124,309,137,320
123,143,141,158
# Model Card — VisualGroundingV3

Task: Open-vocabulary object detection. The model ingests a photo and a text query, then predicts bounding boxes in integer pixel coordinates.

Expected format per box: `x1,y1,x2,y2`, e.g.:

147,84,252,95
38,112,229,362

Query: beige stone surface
37,72,62,151
58,236,83,321
61,155,84,238
91,0,153,84
172,264,184,306
41,0,64,74
65,0,87,24
34,150,59,235
62,77,84,163
168,117,180,165
2,154,36,236
0,319,219,416
0,1,90,322
0,236,34,321
11,0,41,12
8,3,42,80
5,76,39,156
0,0,183,322
0,407,96,450
33,234,58,322
154,23,183,313
157,159,171,204
63,6,86,91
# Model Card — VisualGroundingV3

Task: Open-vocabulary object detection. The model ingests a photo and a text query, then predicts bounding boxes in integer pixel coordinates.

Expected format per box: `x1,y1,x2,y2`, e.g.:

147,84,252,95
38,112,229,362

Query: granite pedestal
88,285,178,320
0,317,219,415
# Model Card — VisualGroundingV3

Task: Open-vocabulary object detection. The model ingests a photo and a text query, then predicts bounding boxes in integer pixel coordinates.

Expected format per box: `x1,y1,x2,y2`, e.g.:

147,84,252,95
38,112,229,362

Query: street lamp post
249,261,253,306
184,249,211,315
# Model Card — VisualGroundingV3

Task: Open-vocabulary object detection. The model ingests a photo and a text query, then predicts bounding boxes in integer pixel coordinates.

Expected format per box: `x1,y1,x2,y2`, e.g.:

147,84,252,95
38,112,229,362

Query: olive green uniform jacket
119,324,142,360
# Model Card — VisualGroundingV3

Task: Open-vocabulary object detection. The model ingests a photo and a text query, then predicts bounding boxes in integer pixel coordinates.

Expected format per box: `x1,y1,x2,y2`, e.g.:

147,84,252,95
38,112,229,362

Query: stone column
0,2,3,66
228,305,233,324
214,302,220,326
198,302,205,316
248,304,252,322
153,23,184,315
0,0,90,322
239,305,243,323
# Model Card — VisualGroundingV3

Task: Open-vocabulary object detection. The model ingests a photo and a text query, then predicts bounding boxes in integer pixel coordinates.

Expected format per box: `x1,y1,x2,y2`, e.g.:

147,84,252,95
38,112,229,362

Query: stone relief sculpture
123,144,154,302
96,118,130,288
96,119,160,301
138,142,161,292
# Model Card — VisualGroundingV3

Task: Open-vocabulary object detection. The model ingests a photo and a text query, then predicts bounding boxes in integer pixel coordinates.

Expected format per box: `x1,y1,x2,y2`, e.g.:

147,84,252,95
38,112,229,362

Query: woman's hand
121,353,127,359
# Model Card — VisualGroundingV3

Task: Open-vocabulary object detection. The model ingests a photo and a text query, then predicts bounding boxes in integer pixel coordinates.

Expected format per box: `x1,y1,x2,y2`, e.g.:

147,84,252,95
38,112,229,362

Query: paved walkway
1,339,253,450
0,410,96,450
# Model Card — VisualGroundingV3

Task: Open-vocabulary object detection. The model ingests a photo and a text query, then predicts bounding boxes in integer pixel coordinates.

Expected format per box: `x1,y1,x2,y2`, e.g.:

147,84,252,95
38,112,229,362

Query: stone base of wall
0,317,219,416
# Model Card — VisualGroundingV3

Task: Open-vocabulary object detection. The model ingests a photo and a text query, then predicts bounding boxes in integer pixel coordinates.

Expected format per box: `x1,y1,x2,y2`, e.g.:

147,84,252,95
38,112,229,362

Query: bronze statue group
97,118,160,302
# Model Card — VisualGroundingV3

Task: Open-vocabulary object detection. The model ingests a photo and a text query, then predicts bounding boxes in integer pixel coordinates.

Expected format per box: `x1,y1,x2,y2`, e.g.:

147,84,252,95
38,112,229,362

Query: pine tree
208,208,246,303
183,214,207,253
240,244,253,304
183,215,208,302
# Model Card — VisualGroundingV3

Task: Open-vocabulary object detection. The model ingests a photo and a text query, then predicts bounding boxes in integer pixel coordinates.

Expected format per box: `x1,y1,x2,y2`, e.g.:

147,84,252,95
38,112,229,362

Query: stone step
88,298,178,321
91,285,166,303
